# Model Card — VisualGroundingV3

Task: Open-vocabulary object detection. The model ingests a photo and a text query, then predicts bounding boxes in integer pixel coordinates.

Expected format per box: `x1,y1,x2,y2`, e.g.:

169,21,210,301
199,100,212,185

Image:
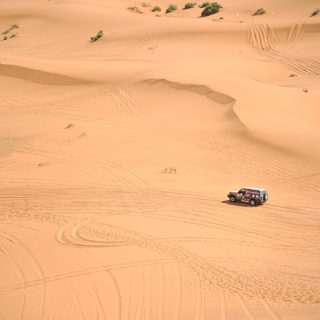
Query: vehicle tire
250,198,256,206
230,196,236,203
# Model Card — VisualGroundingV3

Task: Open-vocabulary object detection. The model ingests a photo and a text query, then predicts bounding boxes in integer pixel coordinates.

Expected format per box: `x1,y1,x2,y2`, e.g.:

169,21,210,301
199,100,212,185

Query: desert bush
183,2,196,9
9,33,17,38
199,2,210,8
310,8,320,17
253,8,266,16
166,4,177,14
90,30,103,42
128,6,143,13
3,36,7,40
201,2,222,17
152,6,161,12
2,24,19,35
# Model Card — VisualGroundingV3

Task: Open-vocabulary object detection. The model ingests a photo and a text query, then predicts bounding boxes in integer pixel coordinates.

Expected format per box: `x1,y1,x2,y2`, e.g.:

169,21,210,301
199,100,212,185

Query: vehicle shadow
221,200,253,207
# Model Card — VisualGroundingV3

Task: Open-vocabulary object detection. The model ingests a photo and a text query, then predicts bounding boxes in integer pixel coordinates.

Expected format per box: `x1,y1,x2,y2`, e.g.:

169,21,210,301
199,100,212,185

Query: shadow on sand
221,200,255,207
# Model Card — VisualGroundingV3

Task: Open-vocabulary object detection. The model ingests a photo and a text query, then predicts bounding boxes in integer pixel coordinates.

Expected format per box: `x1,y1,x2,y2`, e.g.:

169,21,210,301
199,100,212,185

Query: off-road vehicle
227,187,268,206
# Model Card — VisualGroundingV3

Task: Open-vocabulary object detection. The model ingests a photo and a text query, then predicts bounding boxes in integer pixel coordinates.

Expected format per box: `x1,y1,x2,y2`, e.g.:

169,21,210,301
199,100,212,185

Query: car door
238,189,245,200
245,189,252,200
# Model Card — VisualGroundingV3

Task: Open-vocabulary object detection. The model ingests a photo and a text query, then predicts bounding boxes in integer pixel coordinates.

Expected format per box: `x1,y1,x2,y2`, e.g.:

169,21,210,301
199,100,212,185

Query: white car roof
243,187,266,192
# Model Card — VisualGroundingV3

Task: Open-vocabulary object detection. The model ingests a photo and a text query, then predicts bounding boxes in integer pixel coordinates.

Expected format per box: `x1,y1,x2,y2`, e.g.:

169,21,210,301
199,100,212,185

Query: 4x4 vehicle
227,187,268,206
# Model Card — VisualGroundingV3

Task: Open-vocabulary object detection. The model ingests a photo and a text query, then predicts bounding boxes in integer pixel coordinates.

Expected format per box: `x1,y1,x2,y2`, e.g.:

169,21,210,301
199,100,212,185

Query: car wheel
230,196,236,203
250,198,256,206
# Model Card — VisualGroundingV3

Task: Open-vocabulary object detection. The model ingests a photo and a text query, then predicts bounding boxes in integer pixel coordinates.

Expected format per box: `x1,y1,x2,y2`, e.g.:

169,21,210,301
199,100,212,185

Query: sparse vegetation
310,8,320,17
183,2,196,10
201,2,222,17
199,2,210,8
128,6,143,13
166,4,178,14
65,123,74,129
253,8,266,16
152,6,161,12
162,167,177,174
90,30,103,42
3,36,7,41
9,33,17,39
2,24,19,35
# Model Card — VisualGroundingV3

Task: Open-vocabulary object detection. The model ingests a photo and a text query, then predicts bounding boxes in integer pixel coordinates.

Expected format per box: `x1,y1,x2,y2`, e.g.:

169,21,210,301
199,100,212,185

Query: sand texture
1,0,320,319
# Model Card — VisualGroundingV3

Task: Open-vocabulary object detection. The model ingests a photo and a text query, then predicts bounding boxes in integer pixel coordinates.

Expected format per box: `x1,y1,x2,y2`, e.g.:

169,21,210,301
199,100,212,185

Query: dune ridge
0,63,90,85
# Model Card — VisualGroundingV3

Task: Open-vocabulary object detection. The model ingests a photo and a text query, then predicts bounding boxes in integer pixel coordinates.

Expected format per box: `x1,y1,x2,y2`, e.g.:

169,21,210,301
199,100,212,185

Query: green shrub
199,2,210,8
152,6,161,12
201,2,222,17
127,6,143,13
183,2,196,9
2,24,19,35
253,8,266,16
3,36,7,40
212,2,222,8
166,4,177,14
310,8,320,17
9,33,17,38
90,30,103,42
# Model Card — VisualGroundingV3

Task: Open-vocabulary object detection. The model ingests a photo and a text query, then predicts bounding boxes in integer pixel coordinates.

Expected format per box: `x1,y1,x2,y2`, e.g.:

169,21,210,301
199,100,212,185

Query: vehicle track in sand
54,220,320,305
248,23,320,76
2,187,319,319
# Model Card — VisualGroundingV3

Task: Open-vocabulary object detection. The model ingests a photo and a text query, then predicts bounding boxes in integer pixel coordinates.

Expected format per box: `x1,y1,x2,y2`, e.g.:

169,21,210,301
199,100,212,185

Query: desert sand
0,0,320,319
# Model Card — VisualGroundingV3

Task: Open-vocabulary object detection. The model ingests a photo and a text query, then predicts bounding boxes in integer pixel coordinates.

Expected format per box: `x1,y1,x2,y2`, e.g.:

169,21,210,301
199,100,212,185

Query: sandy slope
0,1,320,319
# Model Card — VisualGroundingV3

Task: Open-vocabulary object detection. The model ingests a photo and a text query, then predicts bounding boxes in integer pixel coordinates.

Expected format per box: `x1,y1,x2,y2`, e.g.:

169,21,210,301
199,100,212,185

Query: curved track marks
55,220,320,305
249,23,320,76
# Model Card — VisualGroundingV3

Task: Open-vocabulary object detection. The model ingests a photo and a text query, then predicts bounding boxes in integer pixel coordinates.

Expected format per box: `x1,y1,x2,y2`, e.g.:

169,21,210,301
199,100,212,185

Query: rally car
227,187,268,206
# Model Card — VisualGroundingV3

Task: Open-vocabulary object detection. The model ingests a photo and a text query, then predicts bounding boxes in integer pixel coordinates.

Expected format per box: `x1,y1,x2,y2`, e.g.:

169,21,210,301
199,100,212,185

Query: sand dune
1,0,320,319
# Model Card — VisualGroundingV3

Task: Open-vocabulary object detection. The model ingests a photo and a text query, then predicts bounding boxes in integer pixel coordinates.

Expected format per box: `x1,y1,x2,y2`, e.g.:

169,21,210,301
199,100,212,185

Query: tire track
194,277,204,320
249,23,320,76
145,265,152,320
135,266,144,320
1,232,47,320
0,258,176,294
98,83,145,115
261,299,281,320
58,221,320,304
173,263,182,320
238,296,256,320
220,292,226,320
0,238,27,320
157,265,165,320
